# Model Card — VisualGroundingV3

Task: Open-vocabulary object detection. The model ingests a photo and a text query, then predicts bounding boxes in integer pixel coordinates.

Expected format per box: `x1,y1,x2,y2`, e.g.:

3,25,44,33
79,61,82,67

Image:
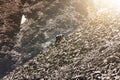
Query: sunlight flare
94,0,120,10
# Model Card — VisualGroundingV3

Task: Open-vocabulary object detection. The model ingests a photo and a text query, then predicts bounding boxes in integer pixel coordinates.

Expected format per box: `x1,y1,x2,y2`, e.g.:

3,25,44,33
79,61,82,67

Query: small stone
103,59,108,63
72,75,87,80
21,15,27,24
24,65,29,68
55,34,64,45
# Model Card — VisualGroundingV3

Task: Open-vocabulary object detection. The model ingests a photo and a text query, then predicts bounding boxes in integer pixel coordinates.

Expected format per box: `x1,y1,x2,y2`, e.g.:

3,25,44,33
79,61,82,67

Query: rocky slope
1,0,120,80
0,0,23,78
2,3,120,80
0,0,94,79
13,0,94,65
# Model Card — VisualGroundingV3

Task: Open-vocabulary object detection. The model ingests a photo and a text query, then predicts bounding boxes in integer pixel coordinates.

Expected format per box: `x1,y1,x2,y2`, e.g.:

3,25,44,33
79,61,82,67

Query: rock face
0,0,95,79
4,0,120,80
2,8,120,79
15,0,91,62
0,0,23,78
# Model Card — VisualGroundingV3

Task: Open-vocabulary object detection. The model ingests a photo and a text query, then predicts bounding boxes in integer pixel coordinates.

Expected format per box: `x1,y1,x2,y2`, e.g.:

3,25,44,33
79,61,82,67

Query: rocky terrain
0,0,92,79
0,0,23,78
0,0,120,80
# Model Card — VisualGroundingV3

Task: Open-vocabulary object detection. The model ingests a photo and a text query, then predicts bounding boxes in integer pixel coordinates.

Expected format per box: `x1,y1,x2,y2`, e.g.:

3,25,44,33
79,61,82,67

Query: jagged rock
55,34,64,46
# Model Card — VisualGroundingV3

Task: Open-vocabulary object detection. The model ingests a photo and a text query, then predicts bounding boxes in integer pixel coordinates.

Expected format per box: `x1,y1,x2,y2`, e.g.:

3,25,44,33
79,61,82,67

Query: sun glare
94,0,120,11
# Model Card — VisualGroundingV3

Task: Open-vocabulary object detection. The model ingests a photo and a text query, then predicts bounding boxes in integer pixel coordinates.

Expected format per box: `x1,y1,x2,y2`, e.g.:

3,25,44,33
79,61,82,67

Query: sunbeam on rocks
0,0,120,80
